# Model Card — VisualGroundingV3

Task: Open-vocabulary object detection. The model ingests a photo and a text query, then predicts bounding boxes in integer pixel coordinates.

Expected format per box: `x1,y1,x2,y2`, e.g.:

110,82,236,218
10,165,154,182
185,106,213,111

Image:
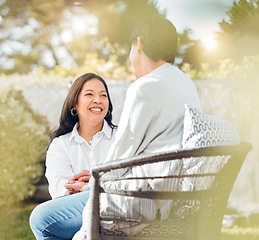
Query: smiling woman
75,78,109,143
29,72,117,240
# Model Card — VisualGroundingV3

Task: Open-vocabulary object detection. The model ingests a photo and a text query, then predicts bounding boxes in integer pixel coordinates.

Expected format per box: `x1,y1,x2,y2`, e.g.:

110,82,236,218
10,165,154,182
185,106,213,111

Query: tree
1,0,204,74
215,0,259,62
176,29,207,70
67,0,163,66
0,0,69,74
0,0,163,74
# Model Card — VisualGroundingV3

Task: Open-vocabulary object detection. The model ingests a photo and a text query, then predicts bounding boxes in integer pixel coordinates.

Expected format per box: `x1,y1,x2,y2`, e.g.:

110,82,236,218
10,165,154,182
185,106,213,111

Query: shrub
182,55,259,80
0,90,50,207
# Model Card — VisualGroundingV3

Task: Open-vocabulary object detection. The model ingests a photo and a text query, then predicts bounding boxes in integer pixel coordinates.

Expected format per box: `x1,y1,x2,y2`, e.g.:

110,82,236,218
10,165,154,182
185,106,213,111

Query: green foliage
0,0,66,73
0,0,163,74
0,203,36,240
222,226,259,240
93,0,163,52
216,0,259,62
65,0,166,66
182,55,259,80
0,90,50,207
224,0,259,37
177,29,208,70
36,44,135,81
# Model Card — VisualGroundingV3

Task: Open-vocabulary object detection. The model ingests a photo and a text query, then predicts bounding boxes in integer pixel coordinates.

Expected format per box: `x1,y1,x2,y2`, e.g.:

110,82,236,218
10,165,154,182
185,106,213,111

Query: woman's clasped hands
64,170,91,195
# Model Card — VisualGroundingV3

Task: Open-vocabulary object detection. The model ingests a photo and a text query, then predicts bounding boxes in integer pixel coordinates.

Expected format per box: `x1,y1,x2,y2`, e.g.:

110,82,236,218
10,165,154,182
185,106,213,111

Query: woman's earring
106,110,110,117
71,108,78,116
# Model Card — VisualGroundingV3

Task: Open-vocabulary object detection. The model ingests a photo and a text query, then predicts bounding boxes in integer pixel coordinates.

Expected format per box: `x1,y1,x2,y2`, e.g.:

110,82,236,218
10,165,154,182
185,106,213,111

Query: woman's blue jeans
30,191,89,240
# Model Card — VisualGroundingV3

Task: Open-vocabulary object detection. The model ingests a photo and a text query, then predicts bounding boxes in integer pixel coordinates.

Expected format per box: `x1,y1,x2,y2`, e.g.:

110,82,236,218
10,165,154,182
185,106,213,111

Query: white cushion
176,104,241,212
182,104,240,149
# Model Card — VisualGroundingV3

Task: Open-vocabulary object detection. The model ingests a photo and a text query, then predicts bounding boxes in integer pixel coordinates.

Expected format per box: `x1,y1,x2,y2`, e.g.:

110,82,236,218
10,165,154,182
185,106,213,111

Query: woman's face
76,78,109,126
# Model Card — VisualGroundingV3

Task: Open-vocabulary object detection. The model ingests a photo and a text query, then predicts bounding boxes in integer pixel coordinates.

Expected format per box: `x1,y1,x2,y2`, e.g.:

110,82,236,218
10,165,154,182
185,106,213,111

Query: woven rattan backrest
87,143,252,240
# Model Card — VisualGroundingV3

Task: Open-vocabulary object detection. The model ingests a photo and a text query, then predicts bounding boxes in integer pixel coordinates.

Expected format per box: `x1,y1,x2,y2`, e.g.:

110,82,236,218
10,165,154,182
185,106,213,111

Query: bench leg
87,174,100,240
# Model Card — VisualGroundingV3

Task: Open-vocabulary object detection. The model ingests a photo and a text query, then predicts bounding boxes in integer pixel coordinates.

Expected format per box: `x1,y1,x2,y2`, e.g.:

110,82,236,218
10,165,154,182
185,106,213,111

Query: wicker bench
86,142,252,240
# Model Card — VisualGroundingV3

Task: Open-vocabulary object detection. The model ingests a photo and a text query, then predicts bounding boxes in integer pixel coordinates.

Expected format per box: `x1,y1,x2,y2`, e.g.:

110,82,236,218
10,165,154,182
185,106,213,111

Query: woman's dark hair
130,15,178,64
51,73,116,142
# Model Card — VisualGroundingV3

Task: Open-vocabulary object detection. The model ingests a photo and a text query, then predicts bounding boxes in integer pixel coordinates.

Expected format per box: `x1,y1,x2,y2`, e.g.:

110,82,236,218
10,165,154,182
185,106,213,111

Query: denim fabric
30,191,89,240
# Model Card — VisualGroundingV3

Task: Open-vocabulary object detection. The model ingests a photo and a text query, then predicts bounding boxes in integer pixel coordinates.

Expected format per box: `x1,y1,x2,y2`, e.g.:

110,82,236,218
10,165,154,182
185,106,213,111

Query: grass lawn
0,201,36,240
222,226,259,240
1,201,259,240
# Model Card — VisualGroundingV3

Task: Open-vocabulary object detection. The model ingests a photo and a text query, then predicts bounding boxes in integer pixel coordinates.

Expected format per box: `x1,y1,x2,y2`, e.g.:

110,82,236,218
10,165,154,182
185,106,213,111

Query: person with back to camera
73,15,203,239
29,73,117,239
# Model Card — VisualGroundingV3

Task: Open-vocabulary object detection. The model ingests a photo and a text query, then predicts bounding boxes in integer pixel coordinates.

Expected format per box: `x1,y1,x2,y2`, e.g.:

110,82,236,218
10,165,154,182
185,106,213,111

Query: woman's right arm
45,137,74,199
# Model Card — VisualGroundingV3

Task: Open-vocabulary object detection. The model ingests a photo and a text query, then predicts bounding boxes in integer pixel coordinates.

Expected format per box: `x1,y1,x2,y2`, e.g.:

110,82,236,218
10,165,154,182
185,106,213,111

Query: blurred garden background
0,0,259,239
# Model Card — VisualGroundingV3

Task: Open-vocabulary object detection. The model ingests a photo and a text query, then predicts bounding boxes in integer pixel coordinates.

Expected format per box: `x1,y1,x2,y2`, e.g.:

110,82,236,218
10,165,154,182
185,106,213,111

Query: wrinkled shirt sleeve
45,138,74,199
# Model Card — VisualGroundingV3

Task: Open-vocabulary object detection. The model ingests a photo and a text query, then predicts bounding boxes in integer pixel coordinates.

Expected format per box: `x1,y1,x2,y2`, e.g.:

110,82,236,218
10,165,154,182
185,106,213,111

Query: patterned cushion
182,104,240,149
178,104,240,201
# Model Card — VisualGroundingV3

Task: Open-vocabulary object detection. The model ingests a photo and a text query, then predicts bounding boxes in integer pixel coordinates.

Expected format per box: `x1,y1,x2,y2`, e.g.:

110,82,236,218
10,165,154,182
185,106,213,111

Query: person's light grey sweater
73,63,202,239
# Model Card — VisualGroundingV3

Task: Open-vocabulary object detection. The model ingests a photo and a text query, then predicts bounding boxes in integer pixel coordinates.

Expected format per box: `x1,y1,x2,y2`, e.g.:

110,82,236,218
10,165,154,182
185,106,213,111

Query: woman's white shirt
45,120,116,199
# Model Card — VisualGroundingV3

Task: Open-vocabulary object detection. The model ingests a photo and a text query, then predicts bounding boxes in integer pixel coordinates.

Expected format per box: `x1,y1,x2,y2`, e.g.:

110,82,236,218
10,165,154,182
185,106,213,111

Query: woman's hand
68,170,91,184
64,170,91,195
64,181,87,194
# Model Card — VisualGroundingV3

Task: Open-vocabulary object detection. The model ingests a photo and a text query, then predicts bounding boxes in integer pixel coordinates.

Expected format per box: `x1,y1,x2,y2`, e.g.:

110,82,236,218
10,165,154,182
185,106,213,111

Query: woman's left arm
45,138,75,198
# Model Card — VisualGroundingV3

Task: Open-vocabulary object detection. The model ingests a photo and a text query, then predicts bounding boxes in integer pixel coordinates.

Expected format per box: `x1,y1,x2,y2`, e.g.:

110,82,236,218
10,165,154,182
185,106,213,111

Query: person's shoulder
128,75,157,95
167,65,192,81
54,131,72,142
48,132,72,150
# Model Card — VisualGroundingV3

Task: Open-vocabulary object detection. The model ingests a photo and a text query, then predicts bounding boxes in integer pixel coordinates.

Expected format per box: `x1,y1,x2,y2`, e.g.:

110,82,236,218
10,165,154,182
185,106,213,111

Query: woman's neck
77,121,103,144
